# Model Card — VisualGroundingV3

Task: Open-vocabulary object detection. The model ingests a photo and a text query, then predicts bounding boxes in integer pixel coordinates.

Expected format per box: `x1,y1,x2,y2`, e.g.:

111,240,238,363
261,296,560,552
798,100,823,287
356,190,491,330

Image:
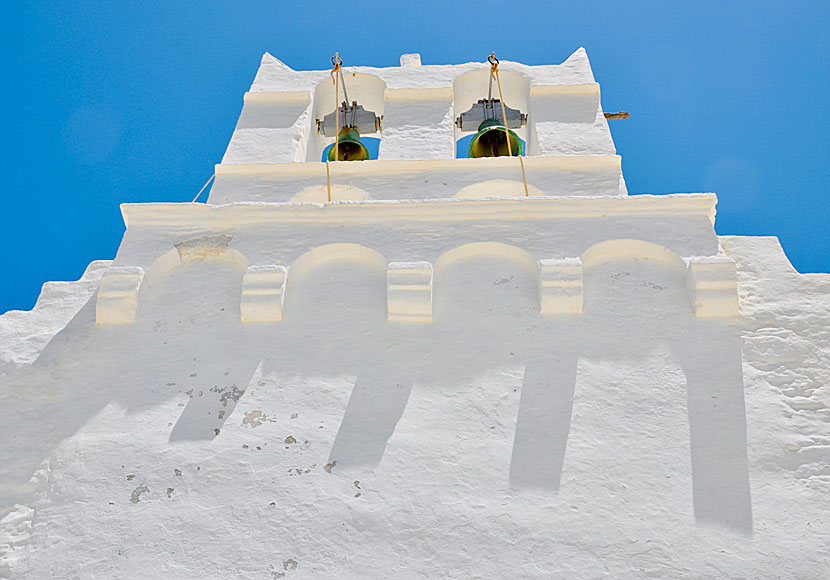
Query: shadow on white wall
0,246,751,533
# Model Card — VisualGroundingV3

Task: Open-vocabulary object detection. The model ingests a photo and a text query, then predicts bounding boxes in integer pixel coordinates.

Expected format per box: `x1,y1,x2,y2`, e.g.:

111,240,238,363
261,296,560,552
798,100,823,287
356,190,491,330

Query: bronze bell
468,118,524,158
328,127,370,162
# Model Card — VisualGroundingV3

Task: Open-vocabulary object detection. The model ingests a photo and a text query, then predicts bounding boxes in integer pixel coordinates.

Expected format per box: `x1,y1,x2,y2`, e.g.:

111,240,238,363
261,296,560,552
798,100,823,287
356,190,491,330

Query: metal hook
487,53,499,102
330,52,342,84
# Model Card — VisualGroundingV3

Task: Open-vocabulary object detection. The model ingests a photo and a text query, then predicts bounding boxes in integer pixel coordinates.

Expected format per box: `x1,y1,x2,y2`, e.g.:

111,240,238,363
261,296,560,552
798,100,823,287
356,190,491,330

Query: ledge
121,193,717,229
243,90,311,104
214,154,622,177
530,83,599,98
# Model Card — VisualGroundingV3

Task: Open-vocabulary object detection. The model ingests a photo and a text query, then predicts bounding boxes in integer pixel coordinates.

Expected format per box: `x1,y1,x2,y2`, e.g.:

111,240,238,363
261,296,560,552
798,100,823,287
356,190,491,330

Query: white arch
435,242,538,275
580,239,692,316
452,68,531,120
452,67,532,156
306,72,387,162
288,243,387,284
120,238,248,322
143,238,248,290
433,242,540,318
581,239,687,275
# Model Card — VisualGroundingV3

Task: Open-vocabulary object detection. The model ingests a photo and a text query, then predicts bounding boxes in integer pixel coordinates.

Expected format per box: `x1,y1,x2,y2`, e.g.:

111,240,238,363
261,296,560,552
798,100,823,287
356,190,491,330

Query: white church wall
530,83,617,156
221,91,312,164
2,237,828,578
0,260,110,374
379,88,454,160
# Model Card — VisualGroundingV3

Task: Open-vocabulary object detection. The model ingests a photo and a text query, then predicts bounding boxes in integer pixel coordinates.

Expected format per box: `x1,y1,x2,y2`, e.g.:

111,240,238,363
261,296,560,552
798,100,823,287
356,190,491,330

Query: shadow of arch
511,239,691,495
280,243,411,471
130,256,259,443
0,255,262,514
118,238,256,443
678,326,752,533
577,239,751,532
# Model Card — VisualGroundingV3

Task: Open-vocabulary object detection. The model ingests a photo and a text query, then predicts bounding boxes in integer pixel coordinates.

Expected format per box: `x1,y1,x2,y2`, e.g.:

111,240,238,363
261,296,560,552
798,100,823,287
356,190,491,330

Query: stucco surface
1,235,828,579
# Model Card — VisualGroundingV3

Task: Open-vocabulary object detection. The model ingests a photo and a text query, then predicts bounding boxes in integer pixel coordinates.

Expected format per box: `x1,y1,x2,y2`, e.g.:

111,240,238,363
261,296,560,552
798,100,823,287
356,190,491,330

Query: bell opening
452,68,531,158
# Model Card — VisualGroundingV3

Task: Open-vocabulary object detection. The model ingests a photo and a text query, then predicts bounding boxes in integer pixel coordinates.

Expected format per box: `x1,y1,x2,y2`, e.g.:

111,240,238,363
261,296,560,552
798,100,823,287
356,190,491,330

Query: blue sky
1,1,828,313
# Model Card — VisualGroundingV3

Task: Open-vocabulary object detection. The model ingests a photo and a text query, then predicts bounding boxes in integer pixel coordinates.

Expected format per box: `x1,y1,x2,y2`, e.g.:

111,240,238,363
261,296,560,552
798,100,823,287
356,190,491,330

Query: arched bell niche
452,67,531,158
306,72,386,162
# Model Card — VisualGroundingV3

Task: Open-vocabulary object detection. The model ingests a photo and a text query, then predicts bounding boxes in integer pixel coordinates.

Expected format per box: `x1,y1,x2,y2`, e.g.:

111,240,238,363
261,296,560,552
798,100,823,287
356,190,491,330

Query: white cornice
530,83,599,98
122,193,717,229
214,155,622,179
242,90,311,104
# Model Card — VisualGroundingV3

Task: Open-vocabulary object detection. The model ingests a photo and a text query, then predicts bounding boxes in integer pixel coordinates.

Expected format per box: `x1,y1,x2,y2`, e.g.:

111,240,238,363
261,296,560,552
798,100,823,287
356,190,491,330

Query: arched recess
283,243,388,324
143,239,249,291
580,239,691,316
452,68,532,158
435,242,538,274
135,239,249,322
434,242,540,319
306,73,387,162
581,239,687,275
288,243,386,282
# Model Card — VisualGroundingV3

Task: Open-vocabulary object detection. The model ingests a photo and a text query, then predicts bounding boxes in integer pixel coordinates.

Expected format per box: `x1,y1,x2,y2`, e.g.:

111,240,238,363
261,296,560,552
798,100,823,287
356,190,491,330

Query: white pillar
539,258,583,315
240,265,287,323
686,257,739,317
96,267,145,325
387,262,433,322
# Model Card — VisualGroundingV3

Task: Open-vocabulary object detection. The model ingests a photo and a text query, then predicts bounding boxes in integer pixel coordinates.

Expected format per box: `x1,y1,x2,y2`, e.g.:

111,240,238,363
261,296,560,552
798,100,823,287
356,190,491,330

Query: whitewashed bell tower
2,50,829,579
